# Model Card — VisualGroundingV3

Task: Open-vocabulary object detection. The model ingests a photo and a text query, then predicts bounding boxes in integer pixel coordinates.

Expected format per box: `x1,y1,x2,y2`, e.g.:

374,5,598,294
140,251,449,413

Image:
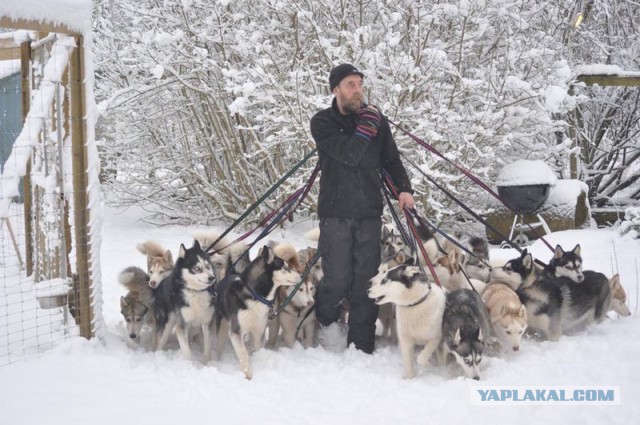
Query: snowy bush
618,207,640,239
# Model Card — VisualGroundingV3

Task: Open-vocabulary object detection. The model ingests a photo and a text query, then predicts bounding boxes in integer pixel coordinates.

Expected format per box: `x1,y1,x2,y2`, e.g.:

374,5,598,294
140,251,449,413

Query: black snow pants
315,216,381,354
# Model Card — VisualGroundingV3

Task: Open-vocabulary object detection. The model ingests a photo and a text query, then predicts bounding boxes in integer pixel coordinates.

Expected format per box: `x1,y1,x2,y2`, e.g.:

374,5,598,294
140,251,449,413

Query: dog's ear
520,248,529,259
381,225,390,239
261,245,276,263
178,243,187,259
572,244,581,257
477,328,484,343
164,249,173,264
193,239,202,251
522,253,533,269
519,304,527,319
554,245,565,259
453,328,461,346
120,296,129,310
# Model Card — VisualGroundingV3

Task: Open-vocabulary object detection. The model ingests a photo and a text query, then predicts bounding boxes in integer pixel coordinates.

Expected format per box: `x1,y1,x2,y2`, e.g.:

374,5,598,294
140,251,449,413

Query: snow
0,205,639,424
0,0,92,34
545,179,589,207
0,35,75,218
495,160,558,187
575,64,640,77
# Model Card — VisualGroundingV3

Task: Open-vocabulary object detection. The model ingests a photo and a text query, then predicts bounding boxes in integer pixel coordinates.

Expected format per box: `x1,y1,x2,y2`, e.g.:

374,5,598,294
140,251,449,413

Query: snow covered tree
93,0,638,227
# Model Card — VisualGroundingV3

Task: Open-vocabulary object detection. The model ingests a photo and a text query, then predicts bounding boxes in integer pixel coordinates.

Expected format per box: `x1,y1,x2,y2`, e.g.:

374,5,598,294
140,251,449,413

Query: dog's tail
272,242,302,273
137,240,168,258
118,266,150,292
305,227,320,242
193,229,229,254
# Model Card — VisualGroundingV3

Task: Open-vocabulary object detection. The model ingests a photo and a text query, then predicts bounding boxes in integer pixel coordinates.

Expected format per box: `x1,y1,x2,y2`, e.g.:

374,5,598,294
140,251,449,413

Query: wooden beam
575,74,640,87
0,47,20,60
69,35,93,339
0,16,77,35
21,41,34,277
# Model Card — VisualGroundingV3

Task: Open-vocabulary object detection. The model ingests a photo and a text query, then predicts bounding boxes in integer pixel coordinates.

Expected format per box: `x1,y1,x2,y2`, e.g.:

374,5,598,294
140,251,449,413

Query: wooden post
20,40,34,276
69,35,93,339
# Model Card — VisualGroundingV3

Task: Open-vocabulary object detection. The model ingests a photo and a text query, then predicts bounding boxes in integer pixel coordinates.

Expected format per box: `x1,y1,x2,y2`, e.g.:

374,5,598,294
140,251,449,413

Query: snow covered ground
1,205,639,425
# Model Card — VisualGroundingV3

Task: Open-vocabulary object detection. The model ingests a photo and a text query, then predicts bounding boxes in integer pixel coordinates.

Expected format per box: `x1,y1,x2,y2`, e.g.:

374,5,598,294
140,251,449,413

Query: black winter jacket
310,99,413,218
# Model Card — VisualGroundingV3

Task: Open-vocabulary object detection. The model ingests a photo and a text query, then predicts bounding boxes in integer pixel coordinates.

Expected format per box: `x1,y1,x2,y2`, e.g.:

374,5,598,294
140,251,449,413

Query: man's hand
398,192,415,211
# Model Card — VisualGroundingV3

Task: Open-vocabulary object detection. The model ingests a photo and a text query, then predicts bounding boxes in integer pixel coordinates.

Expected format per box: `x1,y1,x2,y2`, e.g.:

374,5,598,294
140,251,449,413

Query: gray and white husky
438,289,492,380
368,262,446,379
152,240,217,362
216,245,301,380
381,225,414,261
118,266,153,343
462,236,492,283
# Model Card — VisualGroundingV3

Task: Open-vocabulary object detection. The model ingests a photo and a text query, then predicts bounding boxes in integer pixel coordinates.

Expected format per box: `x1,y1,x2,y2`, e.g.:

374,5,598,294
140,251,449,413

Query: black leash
204,148,318,254
389,120,555,252
400,152,523,253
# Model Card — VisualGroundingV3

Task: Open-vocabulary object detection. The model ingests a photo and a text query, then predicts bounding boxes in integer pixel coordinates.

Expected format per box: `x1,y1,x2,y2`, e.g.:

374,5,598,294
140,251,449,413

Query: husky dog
267,280,316,348
375,251,415,343
507,249,613,341
368,262,446,379
216,245,301,379
152,240,217,361
136,241,174,289
431,239,487,294
381,225,414,261
118,266,153,342
462,236,492,283
438,289,491,380
543,244,584,283
609,274,631,316
481,282,527,352
489,249,538,292
193,229,251,281
266,243,317,348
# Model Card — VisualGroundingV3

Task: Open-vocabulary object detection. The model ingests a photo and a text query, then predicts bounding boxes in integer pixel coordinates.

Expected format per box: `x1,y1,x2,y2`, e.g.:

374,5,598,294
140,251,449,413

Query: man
310,63,415,353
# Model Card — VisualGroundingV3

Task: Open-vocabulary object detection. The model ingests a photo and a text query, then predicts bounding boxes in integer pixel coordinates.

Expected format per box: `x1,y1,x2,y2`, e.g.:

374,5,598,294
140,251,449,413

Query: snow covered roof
0,0,92,34
575,64,640,78
495,160,557,187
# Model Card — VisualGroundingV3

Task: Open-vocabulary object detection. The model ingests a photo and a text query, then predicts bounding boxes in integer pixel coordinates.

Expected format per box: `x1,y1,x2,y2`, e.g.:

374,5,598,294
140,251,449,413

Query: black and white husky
216,245,301,380
542,244,584,283
438,289,492,380
152,240,217,362
499,250,613,341
368,262,446,379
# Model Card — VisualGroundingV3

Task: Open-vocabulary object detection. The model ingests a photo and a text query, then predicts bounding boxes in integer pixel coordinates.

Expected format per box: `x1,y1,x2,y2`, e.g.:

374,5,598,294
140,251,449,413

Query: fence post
69,34,93,339
20,40,34,276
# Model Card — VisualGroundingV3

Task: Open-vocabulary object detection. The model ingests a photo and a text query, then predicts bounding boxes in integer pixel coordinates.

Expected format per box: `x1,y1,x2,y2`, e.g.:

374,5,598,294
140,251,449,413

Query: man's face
333,75,364,114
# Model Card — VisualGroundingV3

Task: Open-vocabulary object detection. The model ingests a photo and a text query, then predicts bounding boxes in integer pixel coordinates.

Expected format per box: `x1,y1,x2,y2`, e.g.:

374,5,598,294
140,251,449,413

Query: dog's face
120,292,149,340
285,280,316,309
493,305,527,351
368,264,426,306
178,240,216,291
259,246,301,288
490,251,534,290
550,244,584,283
448,328,484,380
147,250,174,289
464,254,491,283
381,229,413,262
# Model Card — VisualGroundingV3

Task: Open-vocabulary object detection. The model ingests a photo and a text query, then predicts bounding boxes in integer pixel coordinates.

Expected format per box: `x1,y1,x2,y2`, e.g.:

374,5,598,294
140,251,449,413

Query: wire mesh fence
0,31,99,366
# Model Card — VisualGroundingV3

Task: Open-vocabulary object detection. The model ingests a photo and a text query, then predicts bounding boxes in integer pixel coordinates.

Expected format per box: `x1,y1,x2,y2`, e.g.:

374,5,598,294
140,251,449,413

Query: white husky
368,262,446,379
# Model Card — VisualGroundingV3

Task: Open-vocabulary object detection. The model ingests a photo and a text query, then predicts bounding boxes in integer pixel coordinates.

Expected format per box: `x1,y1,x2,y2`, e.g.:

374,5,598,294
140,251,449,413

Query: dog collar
403,291,430,307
